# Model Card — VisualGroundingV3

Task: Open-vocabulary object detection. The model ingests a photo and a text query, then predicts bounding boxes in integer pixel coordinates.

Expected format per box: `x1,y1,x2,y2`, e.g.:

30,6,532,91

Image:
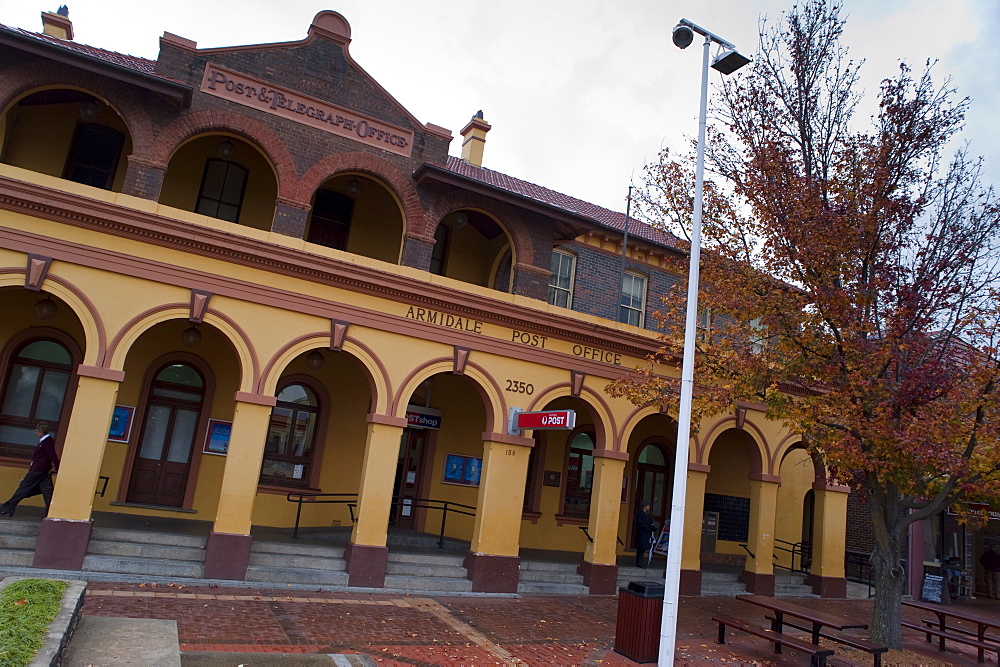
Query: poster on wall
107,405,135,443
203,419,232,455
442,453,482,487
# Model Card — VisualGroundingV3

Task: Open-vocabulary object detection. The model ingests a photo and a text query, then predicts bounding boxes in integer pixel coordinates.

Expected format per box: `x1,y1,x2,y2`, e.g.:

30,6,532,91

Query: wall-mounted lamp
216,138,236,160
451,211,468,229
305,350,325,370
344,177,363,198
181,325,202,348
78,101,101,122
33,296,58,320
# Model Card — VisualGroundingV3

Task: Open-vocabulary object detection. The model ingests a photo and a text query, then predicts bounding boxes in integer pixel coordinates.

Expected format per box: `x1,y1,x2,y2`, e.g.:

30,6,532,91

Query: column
34,367,122,570
271,199,310,238
740,473,780,595
512,264,550,301
121,155,165,200
579,449,627,594
465,433,534,593
400,233,435,271
806,482,849,597
347,414,406,587
203,393,275,580
679,465,709,595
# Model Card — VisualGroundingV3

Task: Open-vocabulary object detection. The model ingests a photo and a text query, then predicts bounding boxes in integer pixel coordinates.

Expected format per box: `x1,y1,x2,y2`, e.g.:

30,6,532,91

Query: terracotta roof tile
2,25,156,75
445,156,683,251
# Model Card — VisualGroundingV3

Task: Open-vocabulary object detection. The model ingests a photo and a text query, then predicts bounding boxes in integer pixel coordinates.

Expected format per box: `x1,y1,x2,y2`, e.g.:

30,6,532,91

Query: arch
296,151,427,233
700,418,768,476
392,359,503,433
777,436,828,483
106,305,257,392
619,404,682,458
425,193,542,271
150,110,297,199
526,383,615,451
0,271,105,367
260,333,390,413
0,62,155,159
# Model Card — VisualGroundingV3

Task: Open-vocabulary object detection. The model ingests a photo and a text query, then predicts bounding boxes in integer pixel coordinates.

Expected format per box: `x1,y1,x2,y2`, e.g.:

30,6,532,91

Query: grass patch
0,578,68,665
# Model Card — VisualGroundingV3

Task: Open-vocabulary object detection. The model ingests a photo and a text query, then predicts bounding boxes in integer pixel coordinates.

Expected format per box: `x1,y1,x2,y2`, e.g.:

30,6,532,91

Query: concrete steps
383,551,472,593
0,520,37,566
83,528,207,578
517,560,588,595
245,540,348,586
775,572,816,597
699,570,747,597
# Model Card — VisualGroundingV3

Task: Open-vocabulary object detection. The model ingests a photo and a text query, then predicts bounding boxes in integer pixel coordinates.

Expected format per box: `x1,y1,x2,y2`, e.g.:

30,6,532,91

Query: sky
2,0,998,215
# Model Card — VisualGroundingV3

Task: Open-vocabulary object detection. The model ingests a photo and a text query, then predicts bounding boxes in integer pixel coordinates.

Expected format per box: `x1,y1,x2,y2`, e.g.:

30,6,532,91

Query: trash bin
614,580,664,663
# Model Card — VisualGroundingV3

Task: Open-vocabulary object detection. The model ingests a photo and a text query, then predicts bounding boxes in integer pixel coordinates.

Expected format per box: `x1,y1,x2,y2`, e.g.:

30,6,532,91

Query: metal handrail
739,543,756,560
773,538,811,573
579,526,624,546
286,492,477,548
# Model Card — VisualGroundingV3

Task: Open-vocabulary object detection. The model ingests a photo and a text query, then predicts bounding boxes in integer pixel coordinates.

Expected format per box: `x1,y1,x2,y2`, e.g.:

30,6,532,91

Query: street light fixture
659,18,749,666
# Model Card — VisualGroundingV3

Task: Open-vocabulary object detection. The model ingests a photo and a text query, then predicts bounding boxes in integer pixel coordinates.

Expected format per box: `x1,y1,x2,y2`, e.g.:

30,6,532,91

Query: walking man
0,422,59,517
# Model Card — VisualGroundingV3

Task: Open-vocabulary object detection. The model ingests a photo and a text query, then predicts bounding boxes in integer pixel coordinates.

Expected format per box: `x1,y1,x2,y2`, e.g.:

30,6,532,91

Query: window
562,429,596,517
696,307,712,342
430,224,450,275
748,316,766,354
261,383,320,488
307,189,354,250
619,272,646,327
63,123,125,190
195,159,248,223
548,250,576,308
0,340,72,459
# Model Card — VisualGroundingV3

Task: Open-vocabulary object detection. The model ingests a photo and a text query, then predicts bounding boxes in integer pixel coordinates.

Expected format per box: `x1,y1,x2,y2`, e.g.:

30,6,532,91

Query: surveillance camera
672,25,694,49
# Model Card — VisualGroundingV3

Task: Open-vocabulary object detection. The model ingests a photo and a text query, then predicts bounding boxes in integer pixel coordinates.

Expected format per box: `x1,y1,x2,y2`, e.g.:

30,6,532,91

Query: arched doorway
634,441,670,532
127,362,206,506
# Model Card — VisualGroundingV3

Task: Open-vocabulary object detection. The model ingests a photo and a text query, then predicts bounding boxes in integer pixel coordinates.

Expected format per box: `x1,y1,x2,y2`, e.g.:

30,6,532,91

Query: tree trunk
869,518,906,648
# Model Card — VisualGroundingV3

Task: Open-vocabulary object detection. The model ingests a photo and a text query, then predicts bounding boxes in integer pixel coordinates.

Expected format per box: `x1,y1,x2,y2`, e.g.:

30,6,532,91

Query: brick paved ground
79,582,1000,665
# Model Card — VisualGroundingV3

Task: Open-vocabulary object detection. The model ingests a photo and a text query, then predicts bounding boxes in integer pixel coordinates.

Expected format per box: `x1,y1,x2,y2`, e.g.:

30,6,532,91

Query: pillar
400,233,435,271
33,367,122,570
679,465,710,595
512,264,550,301
806,482,849,597
578,449,627,594
465,433,534,593
120,156,165,201
346,414,406,587
203,393,275,580
740,474,780,595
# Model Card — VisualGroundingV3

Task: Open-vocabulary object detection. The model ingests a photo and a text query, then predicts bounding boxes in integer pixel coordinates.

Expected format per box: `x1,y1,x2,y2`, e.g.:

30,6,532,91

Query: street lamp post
659,19,748,665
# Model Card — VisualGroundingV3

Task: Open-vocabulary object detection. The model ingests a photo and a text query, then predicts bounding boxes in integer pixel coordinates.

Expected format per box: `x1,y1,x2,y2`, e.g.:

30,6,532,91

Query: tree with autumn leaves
611,0,1000,648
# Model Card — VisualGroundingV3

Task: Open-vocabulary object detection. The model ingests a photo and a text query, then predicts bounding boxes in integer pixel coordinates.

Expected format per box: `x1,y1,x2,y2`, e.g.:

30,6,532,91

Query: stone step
0,534,37,550
385,562,464,578
0,549,35,567
87,540,205,563
383,575,473,593
0,520,39,536
517,581,590,595
775,585,816,597
83,554,204,578
251,541,345,559
245,564,349,586
90,528,206,549
518,560,576,572
387,552,465,567
518,570,584,584
248,552,346,571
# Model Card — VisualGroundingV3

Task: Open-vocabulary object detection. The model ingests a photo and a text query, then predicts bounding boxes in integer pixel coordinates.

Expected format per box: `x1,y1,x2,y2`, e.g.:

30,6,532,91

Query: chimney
41,6,73,40
460,110,491,168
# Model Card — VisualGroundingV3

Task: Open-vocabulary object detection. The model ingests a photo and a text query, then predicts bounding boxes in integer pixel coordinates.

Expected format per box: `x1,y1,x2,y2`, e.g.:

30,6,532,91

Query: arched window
127,363,205,507
307,189,354,250
0,339,73,458
261,383,320,488
562,428,596,517
63,123,125,190
196,159,248,222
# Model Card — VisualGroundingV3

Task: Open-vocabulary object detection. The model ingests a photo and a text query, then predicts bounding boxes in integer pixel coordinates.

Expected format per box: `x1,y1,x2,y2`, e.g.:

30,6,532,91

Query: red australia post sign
515,410,576,430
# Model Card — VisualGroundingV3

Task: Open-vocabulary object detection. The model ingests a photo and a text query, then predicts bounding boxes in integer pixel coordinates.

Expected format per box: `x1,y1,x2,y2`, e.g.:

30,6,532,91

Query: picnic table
903,599,1000,663
737,594,869,643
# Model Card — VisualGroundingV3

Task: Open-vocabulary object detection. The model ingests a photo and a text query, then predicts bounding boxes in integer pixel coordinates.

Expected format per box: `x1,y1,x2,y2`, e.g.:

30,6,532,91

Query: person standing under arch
634,500,656,568
0,422,59,517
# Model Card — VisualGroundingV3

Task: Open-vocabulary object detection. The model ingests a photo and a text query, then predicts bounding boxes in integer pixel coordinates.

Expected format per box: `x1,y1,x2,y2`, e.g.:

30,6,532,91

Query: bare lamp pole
659,19,748,665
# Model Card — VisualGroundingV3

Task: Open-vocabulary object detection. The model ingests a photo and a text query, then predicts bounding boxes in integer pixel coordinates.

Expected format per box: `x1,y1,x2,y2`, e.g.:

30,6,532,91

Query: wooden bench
765,614,888,667
712,615,835,666
922,618,1000,645
902,620,1000,664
